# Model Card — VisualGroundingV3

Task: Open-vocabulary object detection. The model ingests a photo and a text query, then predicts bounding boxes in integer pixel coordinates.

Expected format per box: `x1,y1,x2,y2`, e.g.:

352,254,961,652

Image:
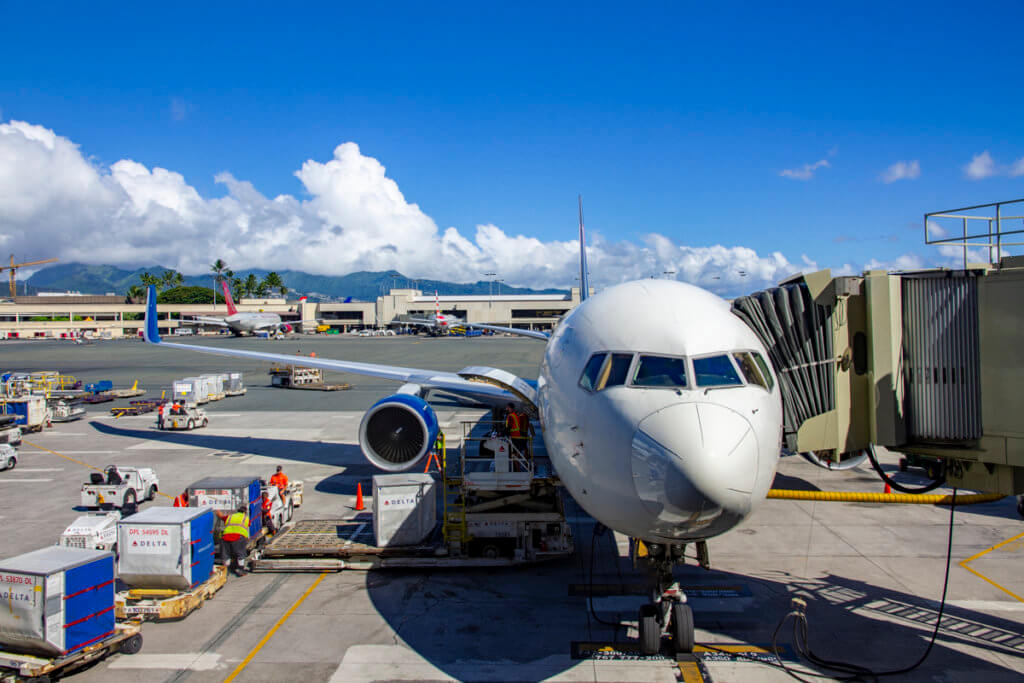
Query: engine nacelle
358,394,439,471
281,324,293,333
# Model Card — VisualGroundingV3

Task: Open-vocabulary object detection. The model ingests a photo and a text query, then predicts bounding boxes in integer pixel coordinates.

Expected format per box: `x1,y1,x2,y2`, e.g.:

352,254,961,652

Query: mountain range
24,263,568,301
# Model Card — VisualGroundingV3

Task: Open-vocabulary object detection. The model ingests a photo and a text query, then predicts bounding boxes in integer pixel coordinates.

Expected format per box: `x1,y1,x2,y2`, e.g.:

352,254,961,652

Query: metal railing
925,197,1024,267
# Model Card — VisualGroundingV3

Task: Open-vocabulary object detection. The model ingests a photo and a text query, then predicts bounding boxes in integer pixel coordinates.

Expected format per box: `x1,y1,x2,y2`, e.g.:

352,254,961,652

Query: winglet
578,195,590,302
143,285,161,344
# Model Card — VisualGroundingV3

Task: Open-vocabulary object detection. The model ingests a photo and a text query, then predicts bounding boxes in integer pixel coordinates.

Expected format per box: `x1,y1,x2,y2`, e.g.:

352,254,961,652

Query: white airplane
403,291,551,340
184,280,313,336
140,208,782,654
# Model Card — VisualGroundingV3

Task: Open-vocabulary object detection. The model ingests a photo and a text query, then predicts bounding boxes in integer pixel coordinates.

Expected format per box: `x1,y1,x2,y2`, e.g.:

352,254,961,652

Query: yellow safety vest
224,512,250,538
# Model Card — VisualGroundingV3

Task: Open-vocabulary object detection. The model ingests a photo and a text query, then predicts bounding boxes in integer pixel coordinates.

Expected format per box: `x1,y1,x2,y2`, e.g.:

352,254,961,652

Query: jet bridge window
632,355,687,388
578,353,607,392
732,351,769,390
693,354,742,387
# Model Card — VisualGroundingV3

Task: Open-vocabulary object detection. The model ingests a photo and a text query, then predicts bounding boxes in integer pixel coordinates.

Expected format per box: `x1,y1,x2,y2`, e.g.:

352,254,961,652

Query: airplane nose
631,402,758,535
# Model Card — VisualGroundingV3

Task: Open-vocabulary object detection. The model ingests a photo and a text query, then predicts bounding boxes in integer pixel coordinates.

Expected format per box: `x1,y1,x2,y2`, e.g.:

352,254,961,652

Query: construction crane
2,255,58,297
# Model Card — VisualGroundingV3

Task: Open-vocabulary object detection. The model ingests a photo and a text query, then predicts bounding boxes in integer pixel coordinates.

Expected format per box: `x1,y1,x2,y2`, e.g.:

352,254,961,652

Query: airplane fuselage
224,312,285,335
537,279,782,544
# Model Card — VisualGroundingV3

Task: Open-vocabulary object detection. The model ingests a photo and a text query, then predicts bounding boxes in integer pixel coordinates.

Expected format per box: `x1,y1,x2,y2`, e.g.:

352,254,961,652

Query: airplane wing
462,322,549,341
181,316,229,327
142,287,534,406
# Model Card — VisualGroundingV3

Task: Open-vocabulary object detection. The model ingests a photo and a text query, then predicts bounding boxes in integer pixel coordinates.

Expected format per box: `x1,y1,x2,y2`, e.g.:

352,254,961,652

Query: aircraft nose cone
630,402,758,538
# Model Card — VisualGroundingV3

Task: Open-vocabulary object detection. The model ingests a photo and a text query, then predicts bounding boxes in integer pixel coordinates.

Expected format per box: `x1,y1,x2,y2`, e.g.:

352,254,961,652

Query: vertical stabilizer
578,195,590,302
221,280,238,315
435,291,441,322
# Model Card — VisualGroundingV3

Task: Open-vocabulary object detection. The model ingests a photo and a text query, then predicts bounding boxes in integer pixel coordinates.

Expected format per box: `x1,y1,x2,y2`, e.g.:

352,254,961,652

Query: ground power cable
865,444,946,494
765,489,959,682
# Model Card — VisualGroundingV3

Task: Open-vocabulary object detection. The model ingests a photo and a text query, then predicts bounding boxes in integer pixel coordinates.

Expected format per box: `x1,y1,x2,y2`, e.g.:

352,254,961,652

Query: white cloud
0,118,809,296
1010,157,1024,177
780,159,830,181
964,151,997,179
880,160,920,183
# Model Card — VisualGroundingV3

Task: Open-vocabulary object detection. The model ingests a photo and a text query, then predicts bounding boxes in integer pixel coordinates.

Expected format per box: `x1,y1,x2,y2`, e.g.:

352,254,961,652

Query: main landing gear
636,540,708,656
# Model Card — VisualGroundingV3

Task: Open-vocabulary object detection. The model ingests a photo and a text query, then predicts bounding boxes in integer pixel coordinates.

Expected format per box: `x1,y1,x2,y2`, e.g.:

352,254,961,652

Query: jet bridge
732,198,1024,495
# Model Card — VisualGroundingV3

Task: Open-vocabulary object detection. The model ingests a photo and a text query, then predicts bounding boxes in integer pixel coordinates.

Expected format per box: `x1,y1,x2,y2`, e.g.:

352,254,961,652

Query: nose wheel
636,541,704,655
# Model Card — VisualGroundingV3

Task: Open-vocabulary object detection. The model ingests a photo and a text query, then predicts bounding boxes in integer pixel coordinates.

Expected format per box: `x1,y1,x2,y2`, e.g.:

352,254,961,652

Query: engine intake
358,394,439,471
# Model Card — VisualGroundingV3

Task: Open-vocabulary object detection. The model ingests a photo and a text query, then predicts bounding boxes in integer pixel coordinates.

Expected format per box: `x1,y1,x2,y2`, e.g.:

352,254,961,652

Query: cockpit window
752,352,775,391
632,355,687,388
693,354,742,387
732,352,769,390
596,353,633,391
578,353,607,392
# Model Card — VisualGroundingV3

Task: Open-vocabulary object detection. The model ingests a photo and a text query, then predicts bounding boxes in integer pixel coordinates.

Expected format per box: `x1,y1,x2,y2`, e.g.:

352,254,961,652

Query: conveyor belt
263,519,436,558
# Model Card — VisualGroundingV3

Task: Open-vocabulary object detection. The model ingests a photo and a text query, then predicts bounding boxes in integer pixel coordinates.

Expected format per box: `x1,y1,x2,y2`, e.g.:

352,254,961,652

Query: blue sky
2,2,1023,292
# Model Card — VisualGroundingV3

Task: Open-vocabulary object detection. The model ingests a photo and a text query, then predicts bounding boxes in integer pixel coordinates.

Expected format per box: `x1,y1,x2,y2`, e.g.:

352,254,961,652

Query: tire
123,489,137,507
898,458,908,472
671,603,694,653
119,633,143,655
187,419,195,430
481,544,500,559
638,604,661,655
146,485,157,501
3,456,14,471
202,418,208,427
1017,495,1024,520
286,502,294,523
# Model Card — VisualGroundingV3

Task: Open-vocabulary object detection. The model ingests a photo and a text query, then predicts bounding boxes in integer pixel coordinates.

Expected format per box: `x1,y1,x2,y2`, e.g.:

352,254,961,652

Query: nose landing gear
636,540,706,656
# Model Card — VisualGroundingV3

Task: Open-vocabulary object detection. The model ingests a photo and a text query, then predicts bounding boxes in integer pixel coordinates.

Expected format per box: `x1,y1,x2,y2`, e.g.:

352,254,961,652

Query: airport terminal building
0,288,584,339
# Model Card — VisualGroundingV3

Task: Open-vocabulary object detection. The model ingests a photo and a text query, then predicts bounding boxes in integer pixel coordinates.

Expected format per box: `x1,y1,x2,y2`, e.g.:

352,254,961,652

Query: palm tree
210,259,228,305
126,285,145,303
244,273,259,297
230,276,245,303
262,271,287,297
139,272,161,289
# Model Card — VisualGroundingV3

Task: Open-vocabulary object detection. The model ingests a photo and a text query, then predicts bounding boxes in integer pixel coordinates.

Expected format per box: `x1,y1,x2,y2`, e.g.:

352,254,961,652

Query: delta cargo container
0,547,115,657
373,473,437,546
0,396,47,430
187,477,262,539
117,507,215,590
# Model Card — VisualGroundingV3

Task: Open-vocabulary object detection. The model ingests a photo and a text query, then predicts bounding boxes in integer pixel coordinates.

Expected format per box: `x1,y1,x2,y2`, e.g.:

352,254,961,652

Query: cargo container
187,476,262,540
0,396,47,431
0,547,115,657
200,374,224,400
117,507,215,590
372,473,437,546
173,377,209,404
224,372,245,395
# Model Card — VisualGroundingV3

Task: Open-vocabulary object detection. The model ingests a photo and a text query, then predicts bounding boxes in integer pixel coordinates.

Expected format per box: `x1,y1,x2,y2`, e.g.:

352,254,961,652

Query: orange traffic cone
354,482,365,511
884,482,892,494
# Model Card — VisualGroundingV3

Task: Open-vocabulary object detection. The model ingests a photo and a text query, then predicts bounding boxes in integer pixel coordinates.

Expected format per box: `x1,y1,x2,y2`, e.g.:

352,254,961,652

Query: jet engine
358,394,439,471
281,324,293,333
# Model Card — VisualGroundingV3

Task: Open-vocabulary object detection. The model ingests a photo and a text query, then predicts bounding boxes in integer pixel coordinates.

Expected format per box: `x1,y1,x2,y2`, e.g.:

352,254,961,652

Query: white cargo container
117,507,216,590
173,377,209,404
200,374,224,400
0,547,115,657
225,372,245,396
372,473,437,546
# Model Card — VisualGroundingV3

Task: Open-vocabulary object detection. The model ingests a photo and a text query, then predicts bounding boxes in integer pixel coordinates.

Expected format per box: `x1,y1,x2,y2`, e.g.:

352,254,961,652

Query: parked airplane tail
578,195,589,302
221,279,238,315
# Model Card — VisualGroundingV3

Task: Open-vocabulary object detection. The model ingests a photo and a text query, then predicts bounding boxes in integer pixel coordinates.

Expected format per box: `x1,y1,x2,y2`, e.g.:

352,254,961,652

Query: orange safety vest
506,411,522,438
173,493,188,507
269,473,289,491
261,497,273,513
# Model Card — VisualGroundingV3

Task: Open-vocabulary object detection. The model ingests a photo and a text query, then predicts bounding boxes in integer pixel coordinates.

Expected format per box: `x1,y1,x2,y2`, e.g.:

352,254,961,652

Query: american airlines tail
221,280,238,315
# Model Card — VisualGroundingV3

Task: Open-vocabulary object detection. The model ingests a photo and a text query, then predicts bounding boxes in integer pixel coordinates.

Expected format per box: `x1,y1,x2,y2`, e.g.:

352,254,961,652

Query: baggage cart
114,566,227,621
0,620,142,680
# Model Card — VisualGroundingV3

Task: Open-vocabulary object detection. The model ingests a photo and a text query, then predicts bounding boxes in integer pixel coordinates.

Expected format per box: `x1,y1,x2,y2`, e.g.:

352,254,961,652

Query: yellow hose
767,489,1005,505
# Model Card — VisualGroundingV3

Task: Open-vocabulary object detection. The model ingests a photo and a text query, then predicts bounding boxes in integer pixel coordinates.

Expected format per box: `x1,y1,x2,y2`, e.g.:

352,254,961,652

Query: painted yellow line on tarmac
223,572,328,683
959,531,1024,603
23,439,173,499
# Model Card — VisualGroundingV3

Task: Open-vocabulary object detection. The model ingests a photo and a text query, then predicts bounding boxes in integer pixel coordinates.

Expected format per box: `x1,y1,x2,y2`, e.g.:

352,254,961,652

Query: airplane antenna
578,195,590,302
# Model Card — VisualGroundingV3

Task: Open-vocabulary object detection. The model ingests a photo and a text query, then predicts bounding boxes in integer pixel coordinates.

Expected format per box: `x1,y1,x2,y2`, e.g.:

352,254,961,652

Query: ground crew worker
505,403,528,458
157,402,165,430
217,505,250,577
173,490,188,507
269,465,289,497
517,407,535,459
260,491,276,535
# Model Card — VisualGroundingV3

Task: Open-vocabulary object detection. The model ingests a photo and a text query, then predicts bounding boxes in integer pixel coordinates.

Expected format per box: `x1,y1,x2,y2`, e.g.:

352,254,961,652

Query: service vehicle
81,465,159,509
59,511,121,552
161,404,208,430
0,443,17,471
260,482,299,531
187,476,268,567
0,414,21,446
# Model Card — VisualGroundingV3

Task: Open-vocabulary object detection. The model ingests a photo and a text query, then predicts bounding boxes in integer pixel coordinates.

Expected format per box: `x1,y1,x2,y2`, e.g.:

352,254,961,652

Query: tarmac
1,335,1023,682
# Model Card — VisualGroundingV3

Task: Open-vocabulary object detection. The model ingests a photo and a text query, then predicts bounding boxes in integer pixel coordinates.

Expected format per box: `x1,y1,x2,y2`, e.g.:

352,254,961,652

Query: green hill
24,263,568,301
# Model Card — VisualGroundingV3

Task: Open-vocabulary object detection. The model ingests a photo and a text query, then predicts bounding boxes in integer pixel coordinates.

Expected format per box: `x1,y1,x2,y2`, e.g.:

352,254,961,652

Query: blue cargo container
187,476,263,539
117,507,216,590
0,547,115,657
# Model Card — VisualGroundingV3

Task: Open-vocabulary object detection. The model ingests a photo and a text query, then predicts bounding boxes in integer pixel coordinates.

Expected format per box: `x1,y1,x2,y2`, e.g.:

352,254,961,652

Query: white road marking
10,468,64,472
0,478,53,483
40,450,118,455
107,653,223,670
949,600,1024,612
38,432,88,436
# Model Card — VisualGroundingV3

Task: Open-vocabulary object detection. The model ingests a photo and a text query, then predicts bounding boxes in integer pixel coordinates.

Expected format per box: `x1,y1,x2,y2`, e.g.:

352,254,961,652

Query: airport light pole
483,271,496,310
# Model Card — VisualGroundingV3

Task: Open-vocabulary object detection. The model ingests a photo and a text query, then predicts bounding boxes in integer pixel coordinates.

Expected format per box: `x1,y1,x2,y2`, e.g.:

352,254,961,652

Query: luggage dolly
0,620,143,682
115,565,228,621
